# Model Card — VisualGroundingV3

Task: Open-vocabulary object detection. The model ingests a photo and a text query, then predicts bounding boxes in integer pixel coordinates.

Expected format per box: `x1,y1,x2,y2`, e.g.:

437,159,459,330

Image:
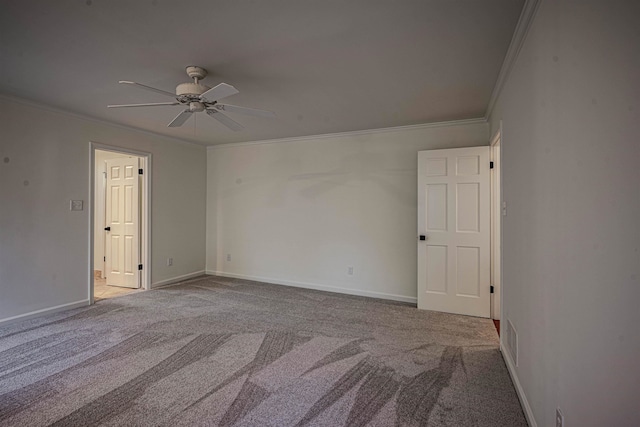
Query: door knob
104,227,111,231
419,235,426,241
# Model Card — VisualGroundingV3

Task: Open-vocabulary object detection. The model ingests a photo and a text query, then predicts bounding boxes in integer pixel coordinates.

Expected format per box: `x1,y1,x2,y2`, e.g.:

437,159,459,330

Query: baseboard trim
151,270,206,289
206,271,417,304
501,342,537,427
0,300,90,326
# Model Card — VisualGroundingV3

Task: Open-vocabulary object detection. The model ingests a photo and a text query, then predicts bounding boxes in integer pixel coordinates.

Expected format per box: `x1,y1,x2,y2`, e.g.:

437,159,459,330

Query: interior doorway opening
90,143,151,303
490,128,502,322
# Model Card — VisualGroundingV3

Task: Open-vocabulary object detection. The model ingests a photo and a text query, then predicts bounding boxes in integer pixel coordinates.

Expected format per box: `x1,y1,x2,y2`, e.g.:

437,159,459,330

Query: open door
417,147,491,317
105,157,140,289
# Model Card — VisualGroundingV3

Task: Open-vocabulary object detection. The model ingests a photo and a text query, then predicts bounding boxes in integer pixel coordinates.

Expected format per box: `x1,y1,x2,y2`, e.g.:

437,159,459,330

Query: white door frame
490,124,503,321
89,142,152,303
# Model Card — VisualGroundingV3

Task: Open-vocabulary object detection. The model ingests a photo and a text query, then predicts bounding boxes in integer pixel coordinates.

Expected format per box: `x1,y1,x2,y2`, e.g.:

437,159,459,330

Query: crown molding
208,117,487,150
1,92,486,150
484,0,541,120
0,93,203,148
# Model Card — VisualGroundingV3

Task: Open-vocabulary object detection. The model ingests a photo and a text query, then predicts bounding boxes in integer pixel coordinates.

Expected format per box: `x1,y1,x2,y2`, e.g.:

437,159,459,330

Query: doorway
490,129,502,322
90,143,151,303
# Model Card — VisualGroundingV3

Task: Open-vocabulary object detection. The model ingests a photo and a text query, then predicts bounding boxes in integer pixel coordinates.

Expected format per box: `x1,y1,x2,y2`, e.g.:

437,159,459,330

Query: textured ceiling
0,0,524,146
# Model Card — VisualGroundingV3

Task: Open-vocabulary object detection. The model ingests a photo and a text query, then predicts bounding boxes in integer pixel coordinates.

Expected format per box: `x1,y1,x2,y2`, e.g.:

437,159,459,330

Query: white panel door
417,147,490,317
105,157,140,289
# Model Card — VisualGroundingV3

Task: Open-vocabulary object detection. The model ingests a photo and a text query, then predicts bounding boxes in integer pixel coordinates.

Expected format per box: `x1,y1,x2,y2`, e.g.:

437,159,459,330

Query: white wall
93,149,130,275
207,121,488,301
489,1,640,425
0,97,207,322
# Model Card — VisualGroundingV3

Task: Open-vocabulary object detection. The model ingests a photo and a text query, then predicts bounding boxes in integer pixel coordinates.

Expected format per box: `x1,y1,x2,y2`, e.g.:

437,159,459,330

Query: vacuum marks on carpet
0,276,526,426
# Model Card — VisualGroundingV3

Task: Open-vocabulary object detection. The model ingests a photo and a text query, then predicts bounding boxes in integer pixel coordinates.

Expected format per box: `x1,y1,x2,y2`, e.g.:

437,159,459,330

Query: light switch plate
70,200,84,211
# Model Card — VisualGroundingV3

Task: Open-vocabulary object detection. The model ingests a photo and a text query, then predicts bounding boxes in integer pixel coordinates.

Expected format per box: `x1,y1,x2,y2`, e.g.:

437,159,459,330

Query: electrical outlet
556,408,564,427
347,266,354,276
502,201,507,216
226,254,231,262
167,257,173,266
70,200,84,211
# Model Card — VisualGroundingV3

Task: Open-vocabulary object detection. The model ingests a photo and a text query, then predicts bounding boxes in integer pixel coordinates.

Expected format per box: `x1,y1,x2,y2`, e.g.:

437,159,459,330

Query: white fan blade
119,81,177,98
200,83,239,103
214,104,276,118
108,102,180,108
167,110,193,127
206,109,243,131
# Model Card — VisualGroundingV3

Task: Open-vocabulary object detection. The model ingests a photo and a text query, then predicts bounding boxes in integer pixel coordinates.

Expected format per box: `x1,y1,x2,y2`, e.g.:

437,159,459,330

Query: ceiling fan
108,66,275,131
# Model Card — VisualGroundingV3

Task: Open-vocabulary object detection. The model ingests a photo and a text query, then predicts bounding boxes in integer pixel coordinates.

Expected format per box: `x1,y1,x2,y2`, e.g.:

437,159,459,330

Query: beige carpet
0,275,527,426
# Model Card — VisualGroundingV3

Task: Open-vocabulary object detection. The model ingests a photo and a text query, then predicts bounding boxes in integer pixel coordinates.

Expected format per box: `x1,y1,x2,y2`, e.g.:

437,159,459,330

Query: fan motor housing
176,82,210,98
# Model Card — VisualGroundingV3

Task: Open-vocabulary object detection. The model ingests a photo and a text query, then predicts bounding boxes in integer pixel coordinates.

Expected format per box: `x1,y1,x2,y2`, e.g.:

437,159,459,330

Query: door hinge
103,256,106,262
139,168,143,175
490,161,494,169
138,264,143,271
490,285,495,293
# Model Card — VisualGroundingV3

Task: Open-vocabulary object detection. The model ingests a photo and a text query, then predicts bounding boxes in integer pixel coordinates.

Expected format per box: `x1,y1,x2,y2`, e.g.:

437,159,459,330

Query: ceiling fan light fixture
189,102,205,112
109,66,275,131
